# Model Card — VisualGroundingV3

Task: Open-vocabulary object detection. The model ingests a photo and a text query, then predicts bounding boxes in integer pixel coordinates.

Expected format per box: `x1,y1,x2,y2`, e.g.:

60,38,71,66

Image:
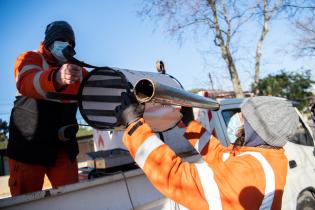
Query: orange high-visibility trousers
8,149,78,196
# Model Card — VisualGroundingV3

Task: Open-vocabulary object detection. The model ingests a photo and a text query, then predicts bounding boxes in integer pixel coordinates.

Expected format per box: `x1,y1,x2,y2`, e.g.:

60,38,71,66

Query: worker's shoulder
16,50,42,61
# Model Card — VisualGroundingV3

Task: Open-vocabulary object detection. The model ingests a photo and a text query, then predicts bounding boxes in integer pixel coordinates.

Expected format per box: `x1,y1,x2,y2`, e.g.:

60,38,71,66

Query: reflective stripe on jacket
7,42,88,165
123,119,288,210
14,42,88,102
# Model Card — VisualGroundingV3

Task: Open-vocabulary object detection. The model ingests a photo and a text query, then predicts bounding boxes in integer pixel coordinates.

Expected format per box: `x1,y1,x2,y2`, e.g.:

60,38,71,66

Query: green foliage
0,119,9,141
253,70,315,110
77,126,93,138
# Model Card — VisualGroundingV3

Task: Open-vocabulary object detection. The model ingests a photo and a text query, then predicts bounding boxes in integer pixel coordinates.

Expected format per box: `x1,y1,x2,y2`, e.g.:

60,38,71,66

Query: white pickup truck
0,96,314,210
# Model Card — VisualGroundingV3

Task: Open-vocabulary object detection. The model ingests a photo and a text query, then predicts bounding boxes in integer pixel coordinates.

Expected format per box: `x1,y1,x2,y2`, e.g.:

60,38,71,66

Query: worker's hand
180,106,194,126
115,92,144,127
54,63,82,87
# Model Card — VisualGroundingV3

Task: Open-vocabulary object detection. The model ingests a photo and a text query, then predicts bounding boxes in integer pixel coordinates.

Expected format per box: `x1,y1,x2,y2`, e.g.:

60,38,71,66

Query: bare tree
139,0,313,97
255,0,315,84
140,0,259,97
207,0,250,97
266,0,315,57
294,7,315,56
253,0,283,90
208,72,214,90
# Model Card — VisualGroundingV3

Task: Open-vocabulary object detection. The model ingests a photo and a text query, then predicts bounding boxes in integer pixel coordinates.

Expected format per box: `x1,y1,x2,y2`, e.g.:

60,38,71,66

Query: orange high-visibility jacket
8,42,88,164
14,42,88,100
123,119,288,210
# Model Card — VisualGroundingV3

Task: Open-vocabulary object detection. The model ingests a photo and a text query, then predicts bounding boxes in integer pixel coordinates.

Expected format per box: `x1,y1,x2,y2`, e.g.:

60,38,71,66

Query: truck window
289,119,314,146
222,109,241,126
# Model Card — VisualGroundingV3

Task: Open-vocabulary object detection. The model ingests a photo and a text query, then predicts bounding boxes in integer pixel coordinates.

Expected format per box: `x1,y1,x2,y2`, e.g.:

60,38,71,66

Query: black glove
115,92,145,127
180,106,194,126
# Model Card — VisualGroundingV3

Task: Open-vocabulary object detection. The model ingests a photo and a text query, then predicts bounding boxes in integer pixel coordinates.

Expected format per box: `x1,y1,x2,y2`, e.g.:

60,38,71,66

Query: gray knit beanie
241,96,299,147
43,21,75,49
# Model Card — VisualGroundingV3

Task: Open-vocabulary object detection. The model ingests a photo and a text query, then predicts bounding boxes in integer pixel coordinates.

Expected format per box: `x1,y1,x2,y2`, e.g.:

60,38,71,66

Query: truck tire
296,189,315,210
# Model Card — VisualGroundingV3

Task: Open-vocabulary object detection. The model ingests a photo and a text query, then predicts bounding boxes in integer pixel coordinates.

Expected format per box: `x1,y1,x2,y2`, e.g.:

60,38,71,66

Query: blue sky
0,0,314,123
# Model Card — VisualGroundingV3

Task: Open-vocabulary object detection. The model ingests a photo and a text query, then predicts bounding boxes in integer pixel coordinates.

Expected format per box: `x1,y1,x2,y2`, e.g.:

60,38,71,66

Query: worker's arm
14,51,88,99
184,120,228,164
15,51,57,99
123,118,209,210
118,94,270,209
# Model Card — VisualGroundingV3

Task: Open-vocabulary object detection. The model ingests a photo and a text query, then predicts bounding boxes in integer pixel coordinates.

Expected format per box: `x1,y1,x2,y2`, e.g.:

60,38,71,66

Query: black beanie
43,21,75,49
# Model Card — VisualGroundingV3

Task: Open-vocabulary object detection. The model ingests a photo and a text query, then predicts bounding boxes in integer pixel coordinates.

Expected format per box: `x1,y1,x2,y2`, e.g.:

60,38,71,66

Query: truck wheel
296,190,315,210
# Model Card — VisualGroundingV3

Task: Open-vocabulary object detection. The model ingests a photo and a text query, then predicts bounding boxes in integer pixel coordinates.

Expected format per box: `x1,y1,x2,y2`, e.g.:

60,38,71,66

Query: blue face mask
227,112,243,143
50,41,69,63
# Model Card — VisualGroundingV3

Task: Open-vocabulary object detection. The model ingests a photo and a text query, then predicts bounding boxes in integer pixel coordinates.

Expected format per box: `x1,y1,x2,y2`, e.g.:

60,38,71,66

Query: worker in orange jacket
115,94,299,210
7,21,88,196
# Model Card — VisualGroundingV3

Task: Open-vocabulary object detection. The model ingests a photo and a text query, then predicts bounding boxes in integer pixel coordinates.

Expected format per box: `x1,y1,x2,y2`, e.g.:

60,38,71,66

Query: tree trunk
224,47,244,98
254,0,269,91
208,0,244,97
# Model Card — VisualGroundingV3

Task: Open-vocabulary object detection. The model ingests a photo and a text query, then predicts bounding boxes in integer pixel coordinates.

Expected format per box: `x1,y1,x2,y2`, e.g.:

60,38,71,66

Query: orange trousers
8,149,78,196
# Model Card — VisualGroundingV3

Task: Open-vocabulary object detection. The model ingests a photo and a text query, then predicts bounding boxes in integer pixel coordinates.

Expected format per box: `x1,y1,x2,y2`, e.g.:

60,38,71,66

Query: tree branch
283,4,315,9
